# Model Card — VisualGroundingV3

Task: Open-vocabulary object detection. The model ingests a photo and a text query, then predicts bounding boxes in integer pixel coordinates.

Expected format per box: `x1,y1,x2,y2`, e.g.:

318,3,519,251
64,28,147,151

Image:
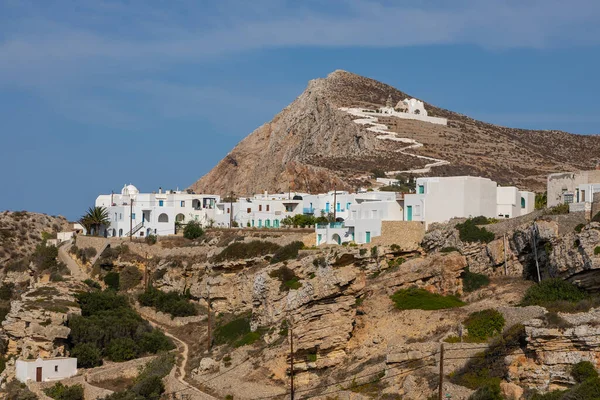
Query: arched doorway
176,213,185,222
331,234,341,245
158,213,169,223
118,228,123,237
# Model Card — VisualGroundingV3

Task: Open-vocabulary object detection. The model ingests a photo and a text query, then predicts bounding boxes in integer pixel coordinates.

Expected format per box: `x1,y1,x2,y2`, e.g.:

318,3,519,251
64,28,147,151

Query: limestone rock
500,381,524,400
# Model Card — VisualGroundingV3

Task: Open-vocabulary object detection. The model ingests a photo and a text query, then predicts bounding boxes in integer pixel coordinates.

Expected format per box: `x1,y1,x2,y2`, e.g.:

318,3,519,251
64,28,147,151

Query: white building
95,184,220,237
547,169,600,207
403,176,534,227
568,182,600,213
213,193,304,228
16,357,77,383
316,192,404,245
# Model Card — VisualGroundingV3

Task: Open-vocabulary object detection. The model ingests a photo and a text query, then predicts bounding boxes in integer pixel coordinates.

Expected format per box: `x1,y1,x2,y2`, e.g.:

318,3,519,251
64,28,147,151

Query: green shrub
214,240,281,262
547,203,570,215
390,288,464,311
464,309,505,342
183,220,204,240
5,380,38,400
575,223,586,233
456,218,495,243
84,247,97,259
566,376,600,399
544,311,573,329
44,382,84,400
572,361,599,383
390,244,401,252
214,314,262,347
359,248,367,256
138,287,197,318
468,379,503,400
106,337,139,362
119,266,143,291
270,241,304,264
593,212,600,223
103,271,120,291
0,283,14,300
441,246,460,253
70,343,102,368
521,278,589,307
83,279,101,290
370,246,378,257
530,390,566,400
452,324,526,389
595,246,600,255
269,266,302,291
462,268,490,292
105,353,174,400
307,353,317,362
145,234,157,245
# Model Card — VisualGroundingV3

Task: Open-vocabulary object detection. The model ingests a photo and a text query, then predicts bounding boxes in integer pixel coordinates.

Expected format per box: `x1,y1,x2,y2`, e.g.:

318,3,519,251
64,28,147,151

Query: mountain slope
190,70,600,194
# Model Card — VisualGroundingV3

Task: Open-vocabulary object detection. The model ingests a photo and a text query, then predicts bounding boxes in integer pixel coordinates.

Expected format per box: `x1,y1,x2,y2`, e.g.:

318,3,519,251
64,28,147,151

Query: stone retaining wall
370,221,425,250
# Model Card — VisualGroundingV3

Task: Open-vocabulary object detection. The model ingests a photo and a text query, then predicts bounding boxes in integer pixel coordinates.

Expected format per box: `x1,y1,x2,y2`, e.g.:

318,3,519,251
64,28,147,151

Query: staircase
126,221,145,237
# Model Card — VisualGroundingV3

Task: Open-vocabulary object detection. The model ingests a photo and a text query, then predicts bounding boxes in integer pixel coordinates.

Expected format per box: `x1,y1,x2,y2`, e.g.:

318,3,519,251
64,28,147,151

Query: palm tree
79,206,110,236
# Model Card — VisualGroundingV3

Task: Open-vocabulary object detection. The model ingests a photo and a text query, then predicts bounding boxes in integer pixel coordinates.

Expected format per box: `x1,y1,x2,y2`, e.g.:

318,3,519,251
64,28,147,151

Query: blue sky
1,0,599,220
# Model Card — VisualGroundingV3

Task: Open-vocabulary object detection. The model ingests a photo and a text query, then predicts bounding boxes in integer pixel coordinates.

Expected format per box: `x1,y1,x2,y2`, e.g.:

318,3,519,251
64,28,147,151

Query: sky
1,0,600,220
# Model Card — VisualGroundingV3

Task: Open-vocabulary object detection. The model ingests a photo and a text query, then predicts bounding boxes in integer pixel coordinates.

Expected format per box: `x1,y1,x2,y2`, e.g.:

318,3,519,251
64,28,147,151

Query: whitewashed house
316,192,404,245
403,176,534,227
547,168,600,207
214,193,305,228
568,182,600,214
16,357,77,383
95,184,220,237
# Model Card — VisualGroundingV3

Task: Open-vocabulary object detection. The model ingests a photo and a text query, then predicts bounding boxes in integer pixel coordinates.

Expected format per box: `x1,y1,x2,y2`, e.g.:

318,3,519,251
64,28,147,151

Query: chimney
159,187,163,194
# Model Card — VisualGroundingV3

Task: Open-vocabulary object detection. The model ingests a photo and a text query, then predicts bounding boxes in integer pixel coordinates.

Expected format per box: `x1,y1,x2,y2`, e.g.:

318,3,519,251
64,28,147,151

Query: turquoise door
407,206,413,221
325,202,330,212
366,231,371,243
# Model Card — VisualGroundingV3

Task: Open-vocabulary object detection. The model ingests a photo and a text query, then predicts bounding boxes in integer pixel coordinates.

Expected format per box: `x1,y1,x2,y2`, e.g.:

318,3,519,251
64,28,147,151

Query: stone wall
74,235,109,256
370,221,425,250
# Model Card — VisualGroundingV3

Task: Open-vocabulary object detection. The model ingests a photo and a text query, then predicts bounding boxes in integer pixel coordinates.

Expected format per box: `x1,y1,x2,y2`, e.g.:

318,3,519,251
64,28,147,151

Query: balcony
303,208,315,214
316,222,345,229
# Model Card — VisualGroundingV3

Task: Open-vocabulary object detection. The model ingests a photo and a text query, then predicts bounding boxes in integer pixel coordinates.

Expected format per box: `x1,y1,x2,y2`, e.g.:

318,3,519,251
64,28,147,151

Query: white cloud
1,0,599,127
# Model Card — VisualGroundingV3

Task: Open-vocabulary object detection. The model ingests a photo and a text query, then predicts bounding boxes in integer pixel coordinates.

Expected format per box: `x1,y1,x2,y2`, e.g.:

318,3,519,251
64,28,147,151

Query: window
418,185,424,194
247,208,251,213
317,234,322,244
252,220,255,227
55,365,58,372
114,213,117,221
132,213,136,220
258,219,262,227
266,219,271,227
227,208,230,214
336,202,341,212
563,193,574,204
521,197,526,209
346,202,351,210
159,200,164,207
415,205,421,216
259,205,262,211
180,201,185,207
119,213,122,220
266,205,270,212
158,213,169,223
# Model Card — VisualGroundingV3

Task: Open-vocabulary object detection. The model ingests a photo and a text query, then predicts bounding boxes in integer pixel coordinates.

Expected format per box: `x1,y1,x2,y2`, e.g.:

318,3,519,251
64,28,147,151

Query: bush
390,288,464,311
0,283,14,300
83,279,101,290
595,246,600,256
359,248,367,256
468,379,503,400
69,291,173,364
521,278,589,307
213,240,281,262
120,266,143,291
106,338,139,362
215,314,262,347
183,220,204,240
138,287,197,317
145,234,157,245
575,223,586,233
593,212,600,223
44,382,84,400
441,246,460,253
546,203,570,215
464,309,505,342
71,343,102,368
270,241,304,264
84,247,97,259
572,361,599,383
462,268,490,292
104,353,174,400
456,218,495,243
269,266,302,291
103,271,120,291
4,380,38,400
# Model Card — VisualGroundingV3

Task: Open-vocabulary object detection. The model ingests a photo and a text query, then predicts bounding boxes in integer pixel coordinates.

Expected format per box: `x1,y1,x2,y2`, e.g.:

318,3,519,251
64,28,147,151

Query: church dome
121,184,139,196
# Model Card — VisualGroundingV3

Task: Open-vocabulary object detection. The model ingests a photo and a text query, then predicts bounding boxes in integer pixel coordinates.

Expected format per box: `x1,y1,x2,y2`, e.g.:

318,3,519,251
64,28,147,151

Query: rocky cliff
191,70,600,195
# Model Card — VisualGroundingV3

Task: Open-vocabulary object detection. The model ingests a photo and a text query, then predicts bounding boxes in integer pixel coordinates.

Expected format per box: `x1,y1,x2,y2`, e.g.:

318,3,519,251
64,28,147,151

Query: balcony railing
303,208,315,214
316,222,345,229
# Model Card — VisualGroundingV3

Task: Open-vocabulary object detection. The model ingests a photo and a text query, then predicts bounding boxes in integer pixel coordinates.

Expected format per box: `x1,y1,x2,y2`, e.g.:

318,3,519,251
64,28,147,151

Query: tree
79,206,110,236
183,220,204,240
71,343,102,368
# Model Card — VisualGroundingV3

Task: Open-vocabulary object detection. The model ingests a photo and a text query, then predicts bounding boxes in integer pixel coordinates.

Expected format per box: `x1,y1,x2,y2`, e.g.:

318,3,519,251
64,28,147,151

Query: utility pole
532,223,541,282
206,269,212,354
289,323,295,400
333,183,337,222
129,199,134,241
438,343,444,400
503,233,508,276
229,191,234,229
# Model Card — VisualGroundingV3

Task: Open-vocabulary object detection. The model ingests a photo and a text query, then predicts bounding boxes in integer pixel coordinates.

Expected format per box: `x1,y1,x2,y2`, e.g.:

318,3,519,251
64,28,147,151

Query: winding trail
340,107,450,175
57,240,88,281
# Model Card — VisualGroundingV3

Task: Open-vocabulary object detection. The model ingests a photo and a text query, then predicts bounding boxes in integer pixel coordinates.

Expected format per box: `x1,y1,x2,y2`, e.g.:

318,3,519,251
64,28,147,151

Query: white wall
16,358,77,383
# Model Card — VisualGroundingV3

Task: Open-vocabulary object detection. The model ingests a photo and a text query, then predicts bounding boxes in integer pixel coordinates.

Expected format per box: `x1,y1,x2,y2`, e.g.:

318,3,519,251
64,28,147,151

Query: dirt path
57,240,88,281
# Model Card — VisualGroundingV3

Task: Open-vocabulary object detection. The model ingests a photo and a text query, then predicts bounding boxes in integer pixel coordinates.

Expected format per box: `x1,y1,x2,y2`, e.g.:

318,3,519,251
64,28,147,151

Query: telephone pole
333,183,337,222
229,191,234,229
438,343,444,400
206,271,212,354
129,199,134,241
289,324,295,400
503,233,508,275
